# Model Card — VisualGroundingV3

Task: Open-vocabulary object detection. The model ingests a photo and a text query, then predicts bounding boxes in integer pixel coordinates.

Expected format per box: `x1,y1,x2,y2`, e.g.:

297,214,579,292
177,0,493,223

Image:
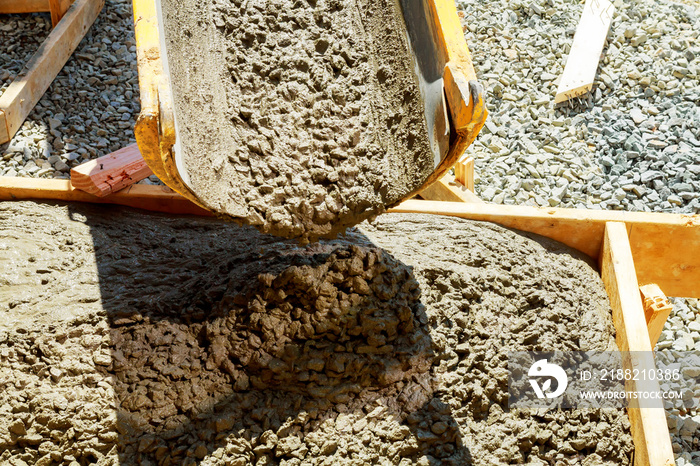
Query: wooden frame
2,175,698,299
0,0,74,26
0,169,695,465
397,199,700,299
0,176,209,216
600,223,674,466
0,0,104,144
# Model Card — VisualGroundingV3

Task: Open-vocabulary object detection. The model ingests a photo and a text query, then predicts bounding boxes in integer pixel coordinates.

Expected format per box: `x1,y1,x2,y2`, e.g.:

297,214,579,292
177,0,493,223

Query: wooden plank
454,155,474,192
639,284,673,347
555,0,615,104
59,0,73,15
70,144,153,197
389,199,700,298
2,180,699,299
48,0,73,26
0,0,104,144
49,0,61,25
0,0,50,14
0,176,210,216
0,110,8,145
600,222,674,466
419,173,483,204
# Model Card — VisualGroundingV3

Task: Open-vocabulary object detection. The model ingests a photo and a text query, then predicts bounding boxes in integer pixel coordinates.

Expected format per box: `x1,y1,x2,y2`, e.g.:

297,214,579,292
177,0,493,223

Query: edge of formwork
0,176,210,216
1,175,698,298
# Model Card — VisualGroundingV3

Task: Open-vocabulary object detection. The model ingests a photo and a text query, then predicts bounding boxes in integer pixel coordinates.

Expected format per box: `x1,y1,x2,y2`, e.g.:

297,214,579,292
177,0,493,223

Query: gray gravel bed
0,0,139,179
460,0,699,215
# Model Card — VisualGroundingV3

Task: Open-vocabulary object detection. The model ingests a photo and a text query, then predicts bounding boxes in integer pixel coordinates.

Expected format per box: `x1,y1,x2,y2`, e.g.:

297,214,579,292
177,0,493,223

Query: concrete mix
0,202,634,465
160,0,436,241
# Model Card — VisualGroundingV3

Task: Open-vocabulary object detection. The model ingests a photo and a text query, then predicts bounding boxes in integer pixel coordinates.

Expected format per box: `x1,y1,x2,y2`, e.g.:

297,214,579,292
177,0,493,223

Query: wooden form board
600,223,674,466
0,0,52,14
391,199,700,299
0,0,72,22
0,0,103,144
555,0,615,103
0,176,210,216
0,178,689,463
1,178,699,299
70,144,153,197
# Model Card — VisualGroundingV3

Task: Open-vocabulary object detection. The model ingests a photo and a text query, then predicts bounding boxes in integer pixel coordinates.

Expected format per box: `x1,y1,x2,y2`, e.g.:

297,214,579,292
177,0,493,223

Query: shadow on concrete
69,203,473,465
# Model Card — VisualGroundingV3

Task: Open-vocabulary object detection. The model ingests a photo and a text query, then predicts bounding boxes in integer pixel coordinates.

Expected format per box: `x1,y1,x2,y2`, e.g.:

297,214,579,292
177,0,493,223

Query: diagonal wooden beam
71,144,153,197
599,222,674,466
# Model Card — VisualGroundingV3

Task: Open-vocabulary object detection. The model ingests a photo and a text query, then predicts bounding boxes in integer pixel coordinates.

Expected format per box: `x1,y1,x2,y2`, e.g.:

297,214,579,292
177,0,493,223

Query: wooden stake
70,144,153,197
454,155,474,192
0,0,103,144
419,173,482,204
639,284,673,348
555,0,615,103
599,222,674,466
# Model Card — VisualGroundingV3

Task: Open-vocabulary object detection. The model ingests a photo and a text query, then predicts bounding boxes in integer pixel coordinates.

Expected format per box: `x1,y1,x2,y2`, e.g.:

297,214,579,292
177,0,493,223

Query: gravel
459,0,699,214
657,298,700,463
0,0,139,179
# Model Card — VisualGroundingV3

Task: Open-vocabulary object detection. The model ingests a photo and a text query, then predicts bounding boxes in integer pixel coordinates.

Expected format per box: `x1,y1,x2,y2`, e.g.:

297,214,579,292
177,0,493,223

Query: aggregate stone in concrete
161,0,435,241
0,201,634,465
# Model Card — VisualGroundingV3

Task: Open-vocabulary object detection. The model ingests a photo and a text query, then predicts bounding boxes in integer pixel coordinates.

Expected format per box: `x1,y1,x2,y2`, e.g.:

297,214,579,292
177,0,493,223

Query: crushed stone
0,201,634,465
161,0,435,241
